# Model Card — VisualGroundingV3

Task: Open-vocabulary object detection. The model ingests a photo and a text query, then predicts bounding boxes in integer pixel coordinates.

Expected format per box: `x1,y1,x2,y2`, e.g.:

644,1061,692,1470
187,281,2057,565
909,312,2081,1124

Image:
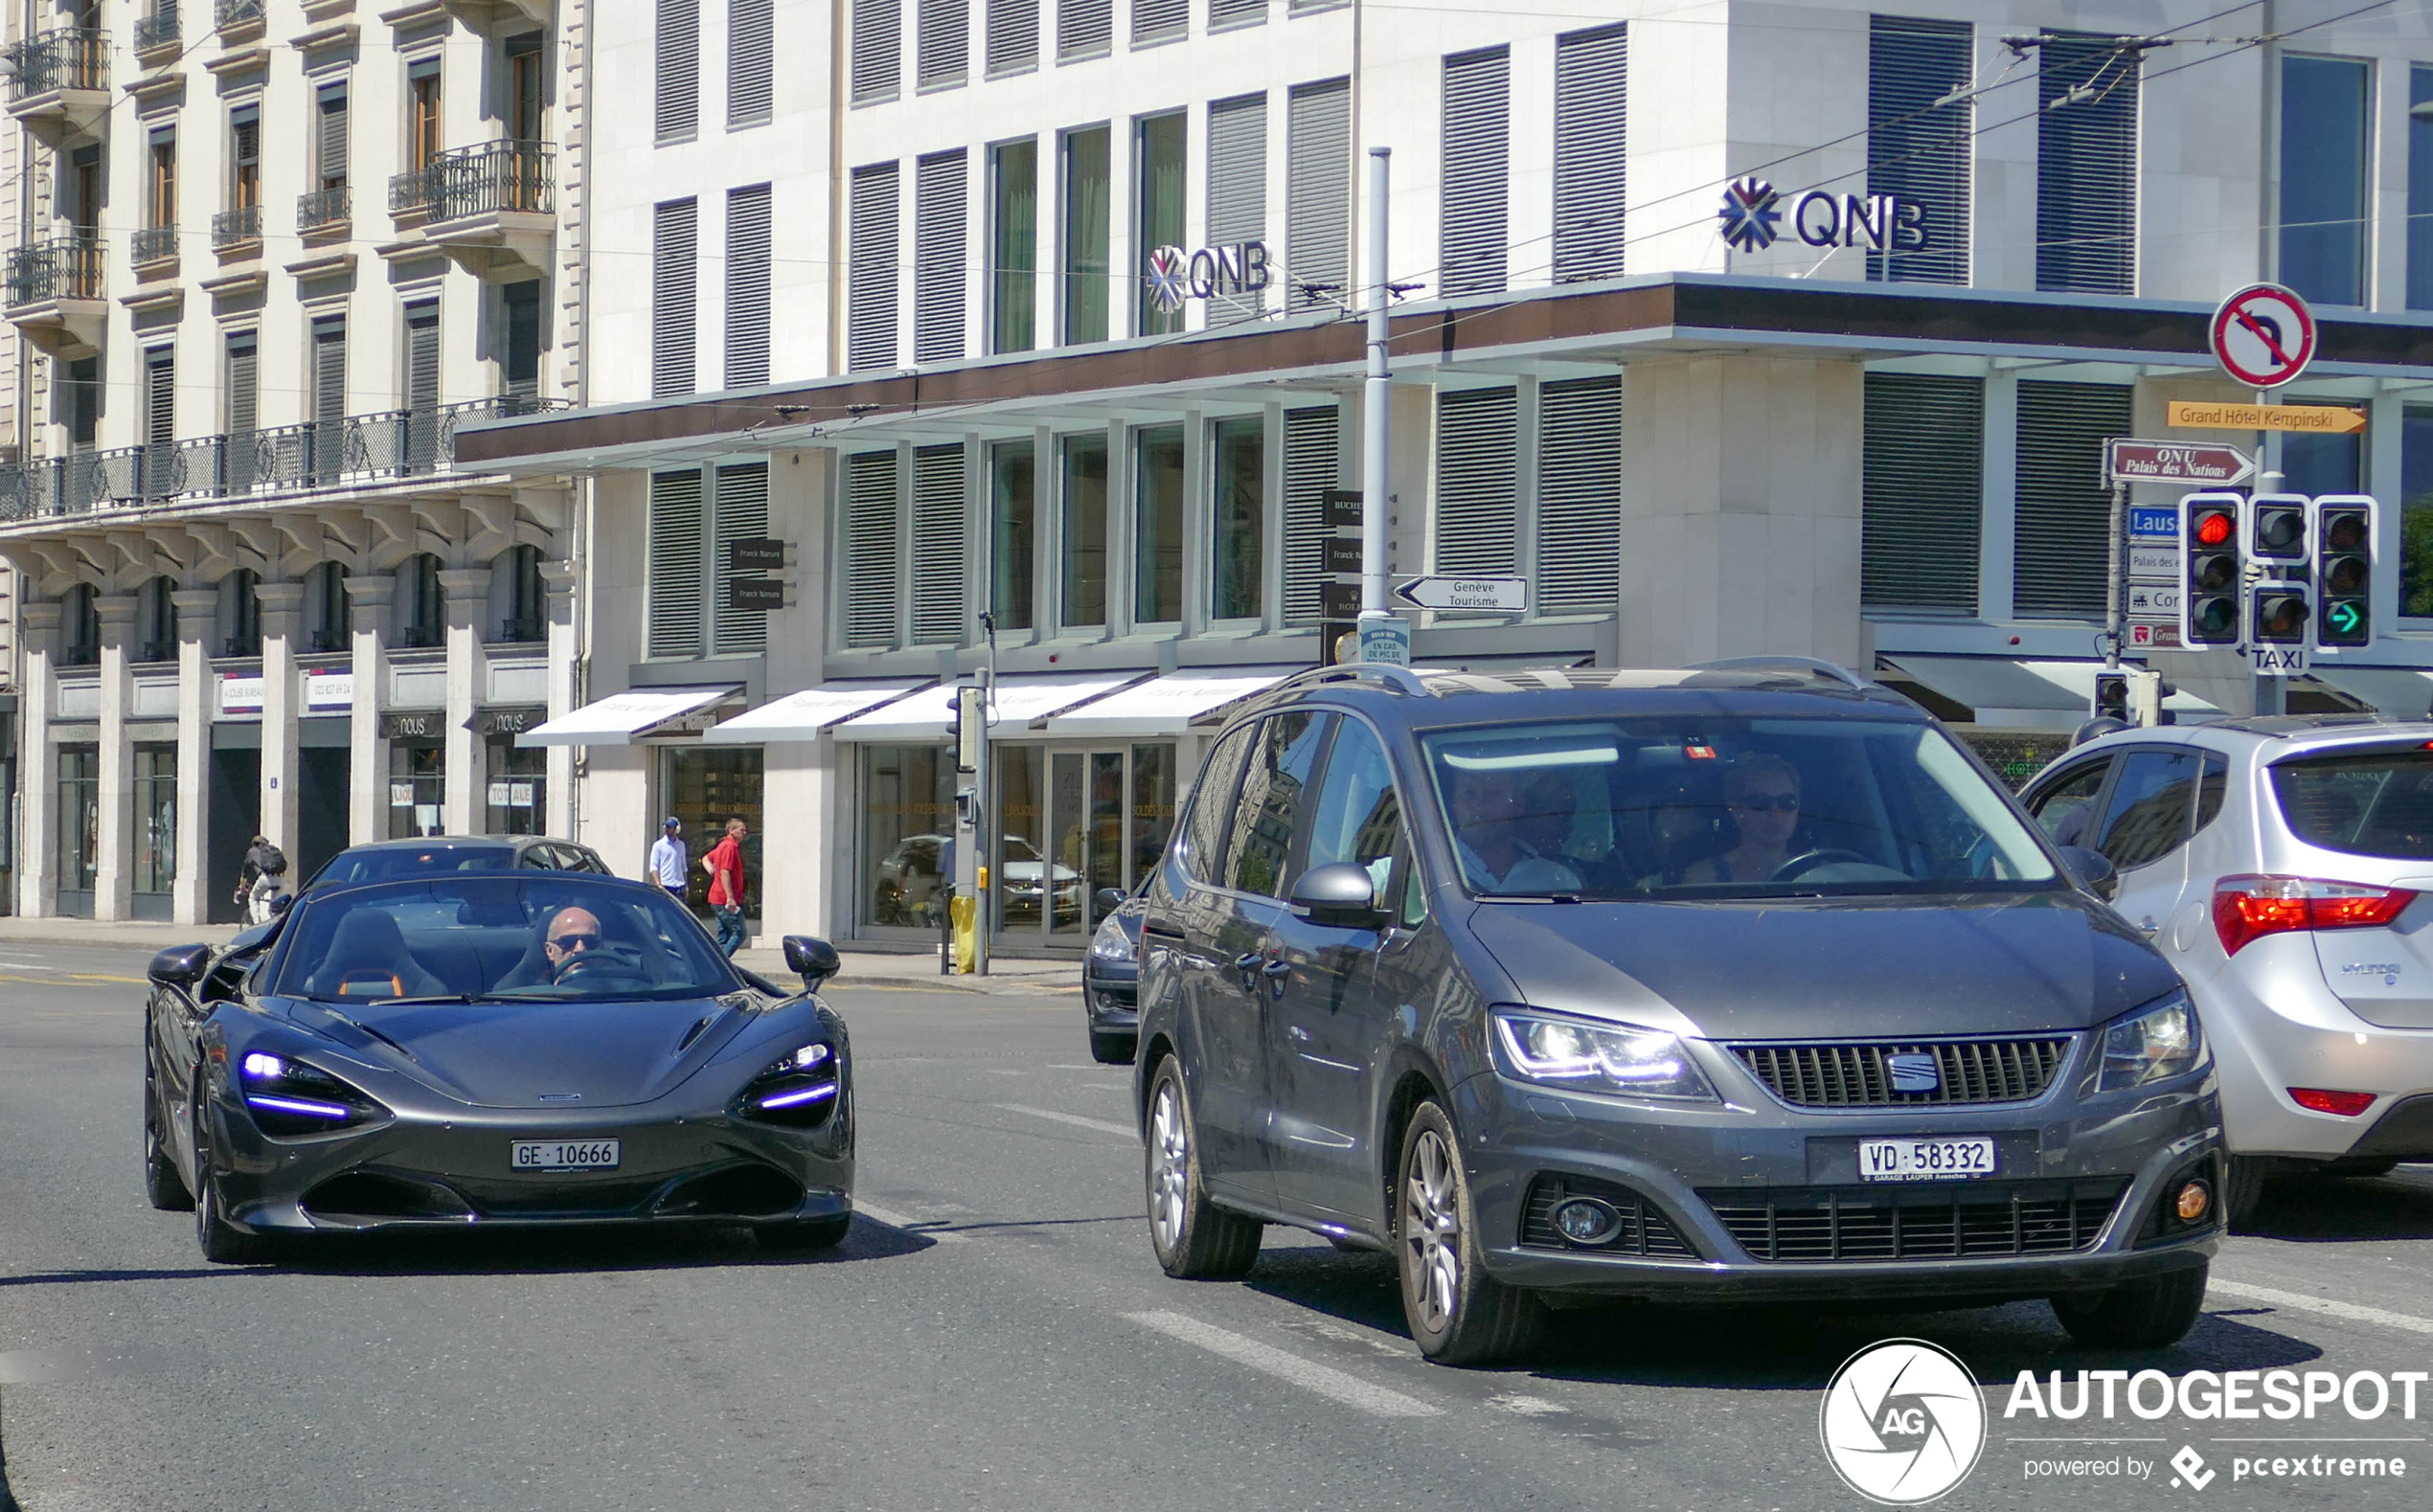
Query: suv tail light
2289,1088,2376,1117
2212,875,2416,956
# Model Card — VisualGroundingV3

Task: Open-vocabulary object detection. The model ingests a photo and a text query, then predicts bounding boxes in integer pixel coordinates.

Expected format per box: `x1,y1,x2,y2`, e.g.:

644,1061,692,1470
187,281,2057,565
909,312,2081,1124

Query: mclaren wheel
193,1097,273,1265
143,1049,193,1212
1144,1055,1262,1279
1396,1100,1542,1366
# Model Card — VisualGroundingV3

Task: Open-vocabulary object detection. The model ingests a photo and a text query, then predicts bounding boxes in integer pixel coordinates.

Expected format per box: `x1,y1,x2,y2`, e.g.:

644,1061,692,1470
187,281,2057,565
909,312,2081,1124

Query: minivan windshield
1421,716,2057,899
2270,747,2433,860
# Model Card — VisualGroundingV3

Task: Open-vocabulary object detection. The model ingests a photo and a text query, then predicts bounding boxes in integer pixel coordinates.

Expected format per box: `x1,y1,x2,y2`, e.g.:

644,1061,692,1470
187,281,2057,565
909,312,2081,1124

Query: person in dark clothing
236,834,285,924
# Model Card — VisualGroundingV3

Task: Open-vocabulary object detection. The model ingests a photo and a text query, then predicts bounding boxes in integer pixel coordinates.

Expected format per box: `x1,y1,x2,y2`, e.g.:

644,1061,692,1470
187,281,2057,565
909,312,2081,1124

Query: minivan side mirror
2058,845,2119,902
148,942,213,987
782,935,842,987
1288,863,1389,930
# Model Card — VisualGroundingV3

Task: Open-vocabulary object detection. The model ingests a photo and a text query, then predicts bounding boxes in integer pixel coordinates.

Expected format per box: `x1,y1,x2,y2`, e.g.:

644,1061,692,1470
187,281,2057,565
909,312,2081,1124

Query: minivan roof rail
1687,656,1871,691
1268,664,1438,698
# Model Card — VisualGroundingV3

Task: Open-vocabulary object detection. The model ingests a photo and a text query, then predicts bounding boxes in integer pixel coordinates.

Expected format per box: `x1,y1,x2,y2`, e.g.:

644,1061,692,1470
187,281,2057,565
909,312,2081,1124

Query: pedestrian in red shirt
702,816,748,957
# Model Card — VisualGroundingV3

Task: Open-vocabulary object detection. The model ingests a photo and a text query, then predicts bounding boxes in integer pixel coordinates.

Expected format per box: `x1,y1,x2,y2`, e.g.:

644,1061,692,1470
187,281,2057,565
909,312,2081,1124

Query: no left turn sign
2210,283,2317,390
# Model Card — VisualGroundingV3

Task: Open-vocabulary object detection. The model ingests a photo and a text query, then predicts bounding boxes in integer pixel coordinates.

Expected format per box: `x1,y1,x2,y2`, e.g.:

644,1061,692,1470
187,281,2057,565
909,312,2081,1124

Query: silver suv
2022,713,2433,1222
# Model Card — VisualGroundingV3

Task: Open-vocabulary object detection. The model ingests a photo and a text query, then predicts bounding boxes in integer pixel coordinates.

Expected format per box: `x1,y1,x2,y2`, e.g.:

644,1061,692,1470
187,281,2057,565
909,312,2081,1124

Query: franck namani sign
1717,177,1929,256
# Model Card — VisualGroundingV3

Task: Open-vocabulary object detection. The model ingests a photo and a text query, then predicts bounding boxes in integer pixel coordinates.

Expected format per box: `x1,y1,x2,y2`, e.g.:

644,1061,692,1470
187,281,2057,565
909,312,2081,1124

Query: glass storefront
56,745,99,915
989,741,1176,948
388,742,445,838
859,744,952,934
134,744,177,910
663,745,763,914
486,735,546,835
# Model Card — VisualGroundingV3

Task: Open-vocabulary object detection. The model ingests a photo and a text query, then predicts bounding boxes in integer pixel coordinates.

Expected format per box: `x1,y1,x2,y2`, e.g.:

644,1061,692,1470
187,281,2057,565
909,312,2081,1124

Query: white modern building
0,0,583,920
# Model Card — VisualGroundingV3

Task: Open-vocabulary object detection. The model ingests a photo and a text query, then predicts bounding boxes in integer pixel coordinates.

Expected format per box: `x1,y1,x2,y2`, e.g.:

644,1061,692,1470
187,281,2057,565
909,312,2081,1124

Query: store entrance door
992,743,1174,950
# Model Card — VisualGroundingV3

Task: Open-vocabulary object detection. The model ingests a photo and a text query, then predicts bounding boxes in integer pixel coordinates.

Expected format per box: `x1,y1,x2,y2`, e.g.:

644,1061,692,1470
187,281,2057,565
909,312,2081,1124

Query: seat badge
537,1093,583,1103
1886,1053,1940,1094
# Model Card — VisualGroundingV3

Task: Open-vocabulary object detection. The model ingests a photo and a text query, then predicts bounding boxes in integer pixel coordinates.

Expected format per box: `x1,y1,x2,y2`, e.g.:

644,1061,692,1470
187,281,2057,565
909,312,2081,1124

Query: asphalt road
4,941,2433,1512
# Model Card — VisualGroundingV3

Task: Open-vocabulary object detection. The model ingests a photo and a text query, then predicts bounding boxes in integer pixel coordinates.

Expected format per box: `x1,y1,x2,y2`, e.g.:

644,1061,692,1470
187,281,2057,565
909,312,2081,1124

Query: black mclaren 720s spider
141,872,854,1263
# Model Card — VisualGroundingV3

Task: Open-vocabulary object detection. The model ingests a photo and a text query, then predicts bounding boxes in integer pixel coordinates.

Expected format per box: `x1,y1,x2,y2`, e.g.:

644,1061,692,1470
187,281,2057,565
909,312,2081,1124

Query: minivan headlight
1489,1008,1717,1102
2097,992,2207,1093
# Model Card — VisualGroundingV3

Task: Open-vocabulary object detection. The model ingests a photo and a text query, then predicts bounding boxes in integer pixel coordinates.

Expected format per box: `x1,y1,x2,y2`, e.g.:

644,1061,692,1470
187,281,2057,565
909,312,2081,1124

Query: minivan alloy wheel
1142,1056,1262,1279
1149,1079,1190,1252
1404,1127,1463,1332
1393,1100,1542,1365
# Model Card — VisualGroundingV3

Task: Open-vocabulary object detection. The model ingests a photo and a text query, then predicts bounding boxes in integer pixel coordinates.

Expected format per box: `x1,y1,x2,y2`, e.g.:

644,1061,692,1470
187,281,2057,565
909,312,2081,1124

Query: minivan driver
1447,764,1582,892
1679,753,1804,884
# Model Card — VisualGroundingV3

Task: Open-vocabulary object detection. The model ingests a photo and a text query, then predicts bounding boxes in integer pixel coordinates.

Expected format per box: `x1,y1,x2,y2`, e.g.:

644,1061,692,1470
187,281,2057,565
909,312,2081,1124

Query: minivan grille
1730,1037,2072,1108
1700,1179,2128,1262
1519,1174,1694,1259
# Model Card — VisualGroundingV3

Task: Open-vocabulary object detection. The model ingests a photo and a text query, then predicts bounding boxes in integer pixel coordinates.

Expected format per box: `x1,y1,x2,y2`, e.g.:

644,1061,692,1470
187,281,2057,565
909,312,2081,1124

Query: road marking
2211,1278,2433,1335
854,1201,973,1245
1489,1392,1566,1416
997,1103,1135,1139
69,973,146,983
1125,1311,1442,1418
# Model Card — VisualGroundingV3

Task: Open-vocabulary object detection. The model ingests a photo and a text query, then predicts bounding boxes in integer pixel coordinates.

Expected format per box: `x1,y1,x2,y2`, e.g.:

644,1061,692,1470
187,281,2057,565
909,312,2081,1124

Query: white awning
830,672,1146,742
1879,655,2220,728
2306,666,2433,716
1039,666,1297,737
515,685,740,747
703,681,928,744
2016,662,2222,719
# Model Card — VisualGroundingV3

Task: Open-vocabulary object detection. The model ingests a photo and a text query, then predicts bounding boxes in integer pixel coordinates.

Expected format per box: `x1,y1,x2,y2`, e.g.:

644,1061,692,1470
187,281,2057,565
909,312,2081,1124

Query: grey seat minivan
1132,662,2224,1365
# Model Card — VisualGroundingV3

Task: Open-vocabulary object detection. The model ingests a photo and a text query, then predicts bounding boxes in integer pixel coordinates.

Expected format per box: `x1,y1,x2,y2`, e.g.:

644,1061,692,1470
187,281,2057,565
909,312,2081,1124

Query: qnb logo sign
1820,1340,1988,1504
1144,240,1274,314
1716,177,1930,256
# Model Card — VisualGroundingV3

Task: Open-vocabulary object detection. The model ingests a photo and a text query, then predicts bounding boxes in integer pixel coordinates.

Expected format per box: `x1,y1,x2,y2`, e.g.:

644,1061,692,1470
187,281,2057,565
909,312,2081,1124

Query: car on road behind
1084,884,1148,1064
2020,713,2433,1222
303,836,611,891
1134,662,2222,1365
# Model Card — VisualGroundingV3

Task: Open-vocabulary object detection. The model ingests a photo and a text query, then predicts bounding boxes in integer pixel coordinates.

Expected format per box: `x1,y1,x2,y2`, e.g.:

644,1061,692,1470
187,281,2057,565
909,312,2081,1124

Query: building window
658,0,701,140
849,164,900,372
1061,126,1110,344
986,0,1037,77
2283,406,2364,498
1207,94,1265,325
2400,405,2433,615
1281,404,1340,622
305,561,350,652
406,56,443,172
1536,375,1621,613
136,575,176,663
1133,0,1185,47
2412,69,2433,310
729,0,774,127
1553,25,1626,283
725,184,772,387
1212,0,1265,32
1441,47,1511,297
390,743,445,839
1135,113,1186,336
843,451,901,648
1868,15,1970,284
1285,78,1350,312
507,32,546,140
853,0,901,104
915,149,968,363
911,443,966,643
2281,55,2371,307
487,739,547,836
225,330,261,487
1061,433,1109,627
653,197,698,396
990,439,1035,631
60,584,102,667
2035,33,2140,296
1134,424,1185,622
147,125,176,231
1434,388,1518,577
62,355,101,450
229,104,261,218
860,745,951,933
990,138,1037,353
1861,372,1984,616
645,468,744,660
141,346,174,499
220,568,262,658
1211,417,1263,621
918,0,967,90
395,553,445,649
494,545,545,643
711,463,772,655
502,280,544,400
1059,0,1111,61
2013,380,2133,618
314,82,349,196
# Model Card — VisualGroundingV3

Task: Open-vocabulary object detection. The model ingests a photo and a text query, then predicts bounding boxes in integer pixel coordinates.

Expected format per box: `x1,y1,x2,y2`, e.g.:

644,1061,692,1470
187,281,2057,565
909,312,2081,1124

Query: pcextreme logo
1819,1339,1989,1504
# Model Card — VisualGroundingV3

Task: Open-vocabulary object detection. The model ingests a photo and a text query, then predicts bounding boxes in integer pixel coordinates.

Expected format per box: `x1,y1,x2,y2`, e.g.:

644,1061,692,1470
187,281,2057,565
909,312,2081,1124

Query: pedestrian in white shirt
648,817,690,901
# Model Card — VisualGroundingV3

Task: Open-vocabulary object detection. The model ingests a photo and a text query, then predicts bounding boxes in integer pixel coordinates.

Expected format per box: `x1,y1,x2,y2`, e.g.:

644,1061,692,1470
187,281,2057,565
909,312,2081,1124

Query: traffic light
2312,495,2376,650
2093,671,2129,722
2243,493,2312,651
2179,493,2242,647
2244,493,2310,571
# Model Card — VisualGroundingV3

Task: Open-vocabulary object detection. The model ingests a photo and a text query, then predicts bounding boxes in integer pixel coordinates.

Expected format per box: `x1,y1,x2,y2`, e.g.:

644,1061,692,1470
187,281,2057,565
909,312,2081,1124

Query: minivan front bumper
1455,1064,2222,1301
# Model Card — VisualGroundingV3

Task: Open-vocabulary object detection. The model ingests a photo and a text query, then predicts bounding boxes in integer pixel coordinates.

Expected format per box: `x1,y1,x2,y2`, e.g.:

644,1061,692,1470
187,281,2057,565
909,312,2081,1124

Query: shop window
135,745,177,898
1862,372,1984,616
914,149,967,363
2281,55,2371,307
219,569,261,658
1060,433,1109,627
1207,94,1264,325
305,561,350,651
990,440,1036,631
1134,425,1184,622
1554,24,1627,283
1867,16,1968,284
395,553,445,649
1440,47,1510,297
494,545,545,644
994,745,1046,934
2013,380,2133,619
1134,113,1186,336
487,738,546,836
1061,125,1110,344
1280,404,1340,622
2035,33,2140,297
1286,79,1350,313
664,748,763,910
1130,743,1176,882
389,742,445,838
861,745,947,932
847,165,898,372
989,137,1036,354
136,576,176,664
1211,417,1263,621
57,746,100,908
59,584,102,667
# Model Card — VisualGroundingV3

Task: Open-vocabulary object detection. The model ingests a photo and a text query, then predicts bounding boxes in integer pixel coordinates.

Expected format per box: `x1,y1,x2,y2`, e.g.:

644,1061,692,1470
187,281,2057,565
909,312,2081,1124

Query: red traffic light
2194,510,2234,546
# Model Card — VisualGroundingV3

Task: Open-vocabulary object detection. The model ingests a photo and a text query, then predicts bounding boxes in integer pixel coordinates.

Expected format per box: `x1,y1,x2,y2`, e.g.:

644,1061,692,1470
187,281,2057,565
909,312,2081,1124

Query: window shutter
1132,0,1185,44
844,451,901,647
853,0,902,103
1206,93,1265,325
1285,77,1349,313
1434,387,1517,576
405,305,441,412
849,164,900,372
986,0,1036,76
1211,0,1265,30
648,469,707,658
144,348,174,458
316,86,349,188
1058,0,1110,60
713,462,770,654
918,0,967,89
728,0,774,126
2013,380,2132,618
1868,16,1971,284
652,197,699,397
1861,372,1983,614
1553,25,1626,284
1440,47,1510,297
311,316,347,422
914,149,967,363
725,184,772,387
225,333,258,438
1535,376,1620,612
1281,405,1338,622
2036,33,2139,296
656,0,701,141
911,443,966,643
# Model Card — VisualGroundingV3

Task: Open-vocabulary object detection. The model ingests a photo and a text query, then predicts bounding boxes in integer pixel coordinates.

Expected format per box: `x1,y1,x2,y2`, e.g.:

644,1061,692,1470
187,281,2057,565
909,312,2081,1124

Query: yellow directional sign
2166,401,2367,434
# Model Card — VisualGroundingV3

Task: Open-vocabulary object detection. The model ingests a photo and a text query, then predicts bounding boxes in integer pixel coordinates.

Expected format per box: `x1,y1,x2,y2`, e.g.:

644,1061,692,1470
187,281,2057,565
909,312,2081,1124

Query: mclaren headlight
1489,1007,1717,1102
743,1041,841,1126
237,1050,388,1136
2096,992,2207,1094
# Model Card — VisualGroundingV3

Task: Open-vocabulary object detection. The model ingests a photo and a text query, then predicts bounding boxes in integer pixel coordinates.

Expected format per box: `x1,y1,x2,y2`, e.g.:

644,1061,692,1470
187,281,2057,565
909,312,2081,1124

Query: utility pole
1360,147,1392,622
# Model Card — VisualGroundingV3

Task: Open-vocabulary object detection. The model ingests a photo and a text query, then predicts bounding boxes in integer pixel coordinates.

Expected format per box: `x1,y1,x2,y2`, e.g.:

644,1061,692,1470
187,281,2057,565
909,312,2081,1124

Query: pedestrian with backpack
237,834,288,924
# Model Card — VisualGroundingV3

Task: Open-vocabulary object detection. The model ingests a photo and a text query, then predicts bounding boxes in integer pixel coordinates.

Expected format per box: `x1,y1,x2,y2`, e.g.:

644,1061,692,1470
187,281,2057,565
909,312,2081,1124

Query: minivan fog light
2175,1180,2212,1223
1553,1198,1624,1246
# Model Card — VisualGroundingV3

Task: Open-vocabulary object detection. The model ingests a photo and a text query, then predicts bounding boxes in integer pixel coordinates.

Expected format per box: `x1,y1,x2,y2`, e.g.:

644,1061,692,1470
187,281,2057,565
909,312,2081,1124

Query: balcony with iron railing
6,233,104,311
213,205,262,252
298,185,351,235
0,396,571,526
215,0,265,34
4,29,109,136
395,141,557,280
135,3,181,56
132,226,179,270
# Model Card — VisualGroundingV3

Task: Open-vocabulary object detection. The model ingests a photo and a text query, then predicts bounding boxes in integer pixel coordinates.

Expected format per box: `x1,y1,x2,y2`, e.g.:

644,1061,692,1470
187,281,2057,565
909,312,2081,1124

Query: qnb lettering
1150,242,1273,301
2005,1368,2429,1421
1790,192,1927,251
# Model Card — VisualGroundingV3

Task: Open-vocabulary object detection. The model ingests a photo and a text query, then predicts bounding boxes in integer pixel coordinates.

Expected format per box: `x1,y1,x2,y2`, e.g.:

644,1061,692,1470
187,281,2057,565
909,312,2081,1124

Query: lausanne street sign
2105,439,2254,486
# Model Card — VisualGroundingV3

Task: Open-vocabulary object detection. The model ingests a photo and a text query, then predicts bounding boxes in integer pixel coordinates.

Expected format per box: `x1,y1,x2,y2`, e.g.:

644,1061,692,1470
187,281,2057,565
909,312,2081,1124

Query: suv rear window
2270,748,2433,859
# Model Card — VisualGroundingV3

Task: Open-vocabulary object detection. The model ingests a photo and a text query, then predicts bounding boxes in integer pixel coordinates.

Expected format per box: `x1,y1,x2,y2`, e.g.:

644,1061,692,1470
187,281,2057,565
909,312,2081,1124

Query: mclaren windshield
269,876,743,1004
1422,715,2058,900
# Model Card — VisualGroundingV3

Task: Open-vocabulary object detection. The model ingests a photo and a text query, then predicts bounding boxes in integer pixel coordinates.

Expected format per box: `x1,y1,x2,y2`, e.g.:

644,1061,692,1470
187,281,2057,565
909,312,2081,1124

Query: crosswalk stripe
1125,1310,1442,1418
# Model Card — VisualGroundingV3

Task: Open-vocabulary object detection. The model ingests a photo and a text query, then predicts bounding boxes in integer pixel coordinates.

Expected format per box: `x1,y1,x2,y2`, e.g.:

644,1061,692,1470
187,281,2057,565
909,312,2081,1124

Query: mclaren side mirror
148,942,214,987
2058,845,2120,903
1287,863,1389,931
783,935,842,987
